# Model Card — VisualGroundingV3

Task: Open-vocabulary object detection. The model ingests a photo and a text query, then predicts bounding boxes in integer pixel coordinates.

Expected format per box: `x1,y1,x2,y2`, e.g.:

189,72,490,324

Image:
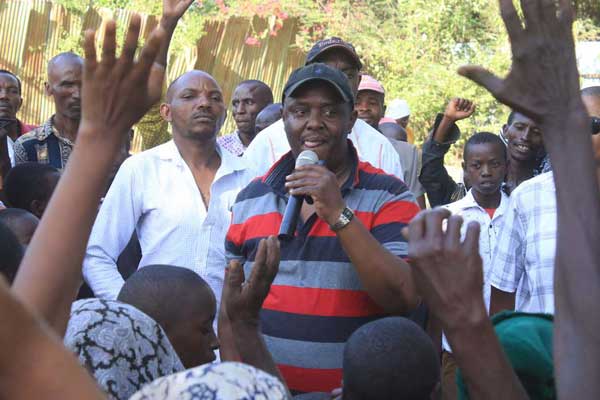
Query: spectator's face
397,116,410,128
283,81,356,163
31,171,61,219
0,73,22,120
46,59,82,120
503,113,544,162
314,50,361,98
162,72,226,141
168,289,219,368
231,83,271,136
463,142,507,196
356,90,384,129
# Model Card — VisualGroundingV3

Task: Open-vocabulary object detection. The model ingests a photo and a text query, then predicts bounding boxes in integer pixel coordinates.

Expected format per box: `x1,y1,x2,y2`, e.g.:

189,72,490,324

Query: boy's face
463,142,507,197
167,288,219,368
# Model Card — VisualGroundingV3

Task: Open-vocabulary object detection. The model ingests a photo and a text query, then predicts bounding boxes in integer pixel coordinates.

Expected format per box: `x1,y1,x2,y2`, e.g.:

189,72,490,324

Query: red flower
245,36,261,46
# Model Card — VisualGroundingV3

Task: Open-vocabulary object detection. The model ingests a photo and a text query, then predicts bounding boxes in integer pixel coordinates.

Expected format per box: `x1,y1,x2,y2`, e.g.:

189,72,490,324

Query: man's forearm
337,218,419,315
433,115,458,143
231,320,290,396
12,130,123,335
544,110,600,399
445,311,527,400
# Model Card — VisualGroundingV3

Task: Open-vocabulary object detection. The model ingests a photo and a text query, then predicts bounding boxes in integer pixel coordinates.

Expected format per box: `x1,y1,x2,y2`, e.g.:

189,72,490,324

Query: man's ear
462,160,466,171
30,199,46,219
16,96,23,112
44,82,51,97
348,109,358,132
159,103,172,122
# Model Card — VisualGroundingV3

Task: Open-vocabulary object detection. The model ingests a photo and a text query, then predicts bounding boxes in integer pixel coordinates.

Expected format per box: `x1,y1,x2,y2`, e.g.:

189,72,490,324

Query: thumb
458,65,503,96
227,260,245,290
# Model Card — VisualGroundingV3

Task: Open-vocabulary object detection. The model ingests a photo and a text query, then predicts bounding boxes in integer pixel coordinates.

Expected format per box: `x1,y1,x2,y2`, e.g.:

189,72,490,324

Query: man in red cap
356,74,426,208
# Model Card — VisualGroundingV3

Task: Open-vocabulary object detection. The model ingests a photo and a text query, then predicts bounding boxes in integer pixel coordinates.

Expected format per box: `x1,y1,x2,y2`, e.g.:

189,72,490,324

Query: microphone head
295,150,319,168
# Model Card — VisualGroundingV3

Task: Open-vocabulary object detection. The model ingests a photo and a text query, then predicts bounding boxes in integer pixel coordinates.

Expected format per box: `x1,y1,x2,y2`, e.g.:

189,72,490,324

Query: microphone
278,150,320,241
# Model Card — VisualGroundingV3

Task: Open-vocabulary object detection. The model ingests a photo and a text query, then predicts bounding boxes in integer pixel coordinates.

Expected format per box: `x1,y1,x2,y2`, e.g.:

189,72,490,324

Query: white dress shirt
242,118,404,178
442,188,509,352
83,140,255,301
489,172,557,314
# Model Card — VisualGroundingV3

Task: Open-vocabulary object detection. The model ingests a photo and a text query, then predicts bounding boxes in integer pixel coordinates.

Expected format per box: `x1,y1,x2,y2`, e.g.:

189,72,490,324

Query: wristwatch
330,206,354,232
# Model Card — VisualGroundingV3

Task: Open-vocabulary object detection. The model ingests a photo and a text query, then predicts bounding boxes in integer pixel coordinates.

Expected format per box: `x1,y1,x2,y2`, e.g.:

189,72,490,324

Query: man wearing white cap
386,99,414,143
243,37,403,178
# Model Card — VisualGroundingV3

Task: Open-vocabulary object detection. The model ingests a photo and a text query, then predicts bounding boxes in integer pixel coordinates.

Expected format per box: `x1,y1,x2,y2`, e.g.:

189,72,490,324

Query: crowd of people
0,0,599,399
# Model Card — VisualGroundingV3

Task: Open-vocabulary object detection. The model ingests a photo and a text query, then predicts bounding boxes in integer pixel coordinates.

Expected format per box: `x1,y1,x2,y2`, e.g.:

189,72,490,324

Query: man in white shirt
243,37,403,178
440,132,509,400
83,70,255,301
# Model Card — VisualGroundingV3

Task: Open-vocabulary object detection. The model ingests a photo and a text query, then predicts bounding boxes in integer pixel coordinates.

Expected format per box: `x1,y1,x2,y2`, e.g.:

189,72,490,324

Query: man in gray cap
243,37,403,179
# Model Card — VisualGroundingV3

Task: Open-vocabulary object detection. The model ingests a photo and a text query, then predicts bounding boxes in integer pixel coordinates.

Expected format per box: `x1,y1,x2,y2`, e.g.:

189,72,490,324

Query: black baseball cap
282,63,355,107
305,37,363,70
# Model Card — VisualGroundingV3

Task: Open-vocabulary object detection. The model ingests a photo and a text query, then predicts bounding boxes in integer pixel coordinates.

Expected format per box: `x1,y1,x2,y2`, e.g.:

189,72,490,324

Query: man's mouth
302,137,326,149
513,142,531,152
192,113,215,123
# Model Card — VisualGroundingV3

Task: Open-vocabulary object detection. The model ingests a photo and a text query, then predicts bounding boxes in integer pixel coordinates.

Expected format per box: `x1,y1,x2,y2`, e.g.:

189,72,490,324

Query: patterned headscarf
64,299,184,400
129,362,289,400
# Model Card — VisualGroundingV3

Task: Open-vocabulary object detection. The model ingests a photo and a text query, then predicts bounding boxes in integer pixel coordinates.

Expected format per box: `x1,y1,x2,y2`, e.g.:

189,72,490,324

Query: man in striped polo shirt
225,63,421,394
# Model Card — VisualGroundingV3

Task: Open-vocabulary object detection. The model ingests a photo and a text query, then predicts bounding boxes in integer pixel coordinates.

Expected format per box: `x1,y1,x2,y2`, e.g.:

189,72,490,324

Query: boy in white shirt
441,132,509,400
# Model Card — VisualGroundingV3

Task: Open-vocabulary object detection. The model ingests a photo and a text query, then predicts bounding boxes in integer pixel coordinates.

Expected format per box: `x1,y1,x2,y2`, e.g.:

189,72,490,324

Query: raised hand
224,236,280,325
408,208,485,330
162,0,196,22
285,165,346,226
458,0,581,126
444,98,476,122
81,15,166,139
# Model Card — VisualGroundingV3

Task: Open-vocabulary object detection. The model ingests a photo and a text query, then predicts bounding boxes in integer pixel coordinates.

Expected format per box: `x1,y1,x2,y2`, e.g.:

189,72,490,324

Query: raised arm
221,236,291,397
0,277,105,400
458,0,600,398
156,0,195,66
419,98,475,207
11,16,167,335
408,208,527,400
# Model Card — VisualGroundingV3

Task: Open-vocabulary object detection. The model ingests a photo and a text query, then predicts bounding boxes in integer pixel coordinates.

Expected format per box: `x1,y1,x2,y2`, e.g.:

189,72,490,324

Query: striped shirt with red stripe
225,143,419,394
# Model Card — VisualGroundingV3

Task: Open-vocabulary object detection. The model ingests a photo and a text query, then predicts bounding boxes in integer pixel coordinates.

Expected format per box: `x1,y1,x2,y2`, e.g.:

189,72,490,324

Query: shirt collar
456,188,510,220
263,139,360,196
158,139,250,177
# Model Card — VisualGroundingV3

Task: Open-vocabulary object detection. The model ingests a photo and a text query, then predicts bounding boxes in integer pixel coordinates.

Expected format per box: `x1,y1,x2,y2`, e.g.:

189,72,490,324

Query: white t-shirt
243,118,404,178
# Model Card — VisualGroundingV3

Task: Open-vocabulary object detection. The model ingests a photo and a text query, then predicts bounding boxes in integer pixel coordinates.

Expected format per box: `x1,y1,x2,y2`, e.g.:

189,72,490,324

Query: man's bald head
46,52,83,120
162,70,227,141
255,103,282,134
166,70,223,103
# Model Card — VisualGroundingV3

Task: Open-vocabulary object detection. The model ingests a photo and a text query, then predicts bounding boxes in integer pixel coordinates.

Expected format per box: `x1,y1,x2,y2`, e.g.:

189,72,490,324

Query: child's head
117,265,219,368
0,208,39,246
343,317,439,400
4,163,60,218
463,132,507,197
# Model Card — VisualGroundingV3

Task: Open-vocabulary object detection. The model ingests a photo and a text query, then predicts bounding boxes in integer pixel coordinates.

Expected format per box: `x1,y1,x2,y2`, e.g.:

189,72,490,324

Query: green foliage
52,0,600,160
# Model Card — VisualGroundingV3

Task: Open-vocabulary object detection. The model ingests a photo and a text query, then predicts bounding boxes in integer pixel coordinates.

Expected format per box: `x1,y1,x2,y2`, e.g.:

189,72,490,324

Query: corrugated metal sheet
0,0,305,150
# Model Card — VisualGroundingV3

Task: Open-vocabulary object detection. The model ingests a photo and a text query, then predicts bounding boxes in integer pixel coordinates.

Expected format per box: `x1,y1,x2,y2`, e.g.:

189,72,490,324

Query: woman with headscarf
64,298,184,400
129,362,288,400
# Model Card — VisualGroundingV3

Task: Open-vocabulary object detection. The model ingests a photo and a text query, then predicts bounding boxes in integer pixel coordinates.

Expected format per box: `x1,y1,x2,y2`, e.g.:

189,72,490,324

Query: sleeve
242,120,283,176
418,114,463,207
406,146,425,198
378,137,404,179
83,158,141,299
370,189,420,260
489,196,525,293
